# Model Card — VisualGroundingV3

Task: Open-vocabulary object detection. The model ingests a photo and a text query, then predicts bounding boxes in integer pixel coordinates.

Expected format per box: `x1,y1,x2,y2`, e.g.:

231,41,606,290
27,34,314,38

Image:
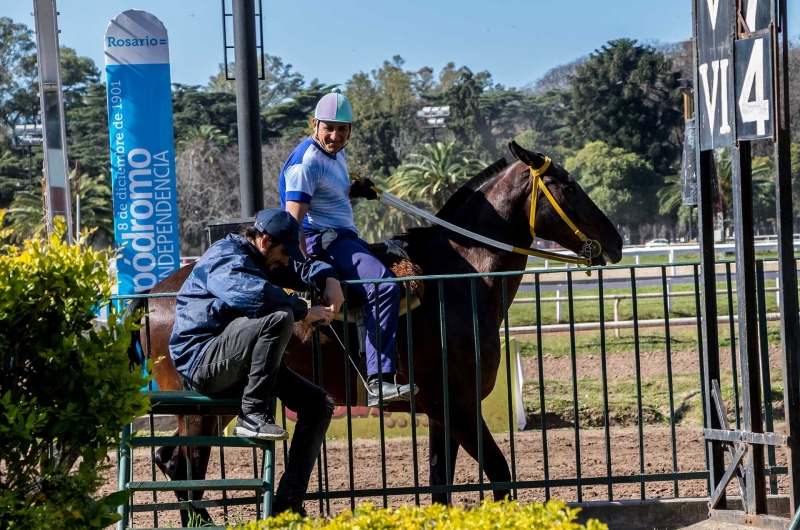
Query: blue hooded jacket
169,233,338,379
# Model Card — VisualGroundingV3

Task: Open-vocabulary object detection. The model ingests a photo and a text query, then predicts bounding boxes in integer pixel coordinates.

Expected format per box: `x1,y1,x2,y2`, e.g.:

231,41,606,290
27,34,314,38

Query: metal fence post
556,289,562,324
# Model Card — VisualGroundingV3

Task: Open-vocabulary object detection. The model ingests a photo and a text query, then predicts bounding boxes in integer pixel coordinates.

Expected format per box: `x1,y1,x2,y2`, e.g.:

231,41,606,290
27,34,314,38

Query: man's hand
324,277,344,314
349,178,379,200
303,306,333,326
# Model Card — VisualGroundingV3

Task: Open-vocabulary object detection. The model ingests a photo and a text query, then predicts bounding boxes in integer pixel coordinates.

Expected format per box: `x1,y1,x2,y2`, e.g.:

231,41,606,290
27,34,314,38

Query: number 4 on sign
738,38,769,136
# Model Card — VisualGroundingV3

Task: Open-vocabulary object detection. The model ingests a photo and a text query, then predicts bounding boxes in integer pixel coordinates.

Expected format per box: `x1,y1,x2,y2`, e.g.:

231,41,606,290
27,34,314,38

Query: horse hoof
154,445,179,479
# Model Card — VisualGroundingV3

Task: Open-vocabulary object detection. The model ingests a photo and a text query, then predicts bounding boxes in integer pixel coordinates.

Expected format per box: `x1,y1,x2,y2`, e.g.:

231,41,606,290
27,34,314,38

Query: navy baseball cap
253,209,306,262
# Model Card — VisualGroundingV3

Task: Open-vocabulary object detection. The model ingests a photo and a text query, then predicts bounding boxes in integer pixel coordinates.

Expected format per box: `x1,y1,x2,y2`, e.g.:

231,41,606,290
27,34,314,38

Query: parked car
645,238,669,247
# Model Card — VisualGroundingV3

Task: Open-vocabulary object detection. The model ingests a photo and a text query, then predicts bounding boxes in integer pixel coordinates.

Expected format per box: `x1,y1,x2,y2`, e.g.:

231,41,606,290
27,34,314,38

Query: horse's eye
564,186,576,196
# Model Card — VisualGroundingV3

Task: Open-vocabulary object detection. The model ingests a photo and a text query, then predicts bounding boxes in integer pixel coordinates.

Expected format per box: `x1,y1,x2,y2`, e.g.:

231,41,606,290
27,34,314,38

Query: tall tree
387,141,487,210
344,56,430,177
565,140,663,243
4,168,112,245
66,82,111,179
207,54,305,108
436,68,495,157
570,39,682,174
261,81,334,141
172,84,239,145
512,89,574,159
525,56,588,93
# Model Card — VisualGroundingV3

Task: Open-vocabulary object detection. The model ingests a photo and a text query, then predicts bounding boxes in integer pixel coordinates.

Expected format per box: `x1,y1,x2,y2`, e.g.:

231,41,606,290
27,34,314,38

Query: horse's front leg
428,419,460,506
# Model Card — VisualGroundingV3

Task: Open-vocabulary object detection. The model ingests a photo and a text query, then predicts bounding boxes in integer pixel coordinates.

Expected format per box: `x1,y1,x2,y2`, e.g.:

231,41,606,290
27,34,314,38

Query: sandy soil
520,346,784,383
100,424,791,528
101,342,790,528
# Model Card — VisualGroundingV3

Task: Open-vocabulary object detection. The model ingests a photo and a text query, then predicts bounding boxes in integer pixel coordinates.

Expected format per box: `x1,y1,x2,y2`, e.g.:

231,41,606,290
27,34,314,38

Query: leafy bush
236,499,607,530
0,216,150,529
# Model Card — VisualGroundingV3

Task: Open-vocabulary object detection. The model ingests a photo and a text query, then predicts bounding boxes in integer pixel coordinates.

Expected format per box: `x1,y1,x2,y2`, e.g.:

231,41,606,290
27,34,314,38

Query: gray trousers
189,310,293,414
187,310,334,509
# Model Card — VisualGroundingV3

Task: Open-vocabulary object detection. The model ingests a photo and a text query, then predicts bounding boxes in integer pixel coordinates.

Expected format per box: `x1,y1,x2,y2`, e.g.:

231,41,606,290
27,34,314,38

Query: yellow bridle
525,157,601,264
350,161,600,268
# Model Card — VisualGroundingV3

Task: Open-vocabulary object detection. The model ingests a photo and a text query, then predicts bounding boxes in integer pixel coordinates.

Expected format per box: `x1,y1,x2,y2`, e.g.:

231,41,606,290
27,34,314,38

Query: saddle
293,239,424,321
332,240,424,322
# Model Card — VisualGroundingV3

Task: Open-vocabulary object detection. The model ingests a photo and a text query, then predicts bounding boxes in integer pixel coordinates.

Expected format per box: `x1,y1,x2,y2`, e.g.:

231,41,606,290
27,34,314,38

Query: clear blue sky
1,0,797,89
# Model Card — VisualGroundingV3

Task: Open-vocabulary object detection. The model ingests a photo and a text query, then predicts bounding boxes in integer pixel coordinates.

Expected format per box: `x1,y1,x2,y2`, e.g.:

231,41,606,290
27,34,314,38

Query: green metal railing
114,259,795,526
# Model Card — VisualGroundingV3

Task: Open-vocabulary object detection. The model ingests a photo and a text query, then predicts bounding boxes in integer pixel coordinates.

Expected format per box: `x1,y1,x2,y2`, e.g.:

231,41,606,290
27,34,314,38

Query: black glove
350,178,379,200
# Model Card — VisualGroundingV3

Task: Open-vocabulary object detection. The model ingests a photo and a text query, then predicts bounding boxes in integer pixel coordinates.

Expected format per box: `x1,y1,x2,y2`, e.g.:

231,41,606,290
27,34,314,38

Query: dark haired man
169,208,343,514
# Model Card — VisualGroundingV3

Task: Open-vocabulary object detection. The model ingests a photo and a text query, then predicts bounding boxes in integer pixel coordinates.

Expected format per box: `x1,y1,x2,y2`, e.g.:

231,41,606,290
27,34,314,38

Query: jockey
280,88,418,407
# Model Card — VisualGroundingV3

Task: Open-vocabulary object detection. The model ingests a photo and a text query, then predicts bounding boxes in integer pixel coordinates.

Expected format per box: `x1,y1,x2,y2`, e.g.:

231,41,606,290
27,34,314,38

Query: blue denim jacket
169,234,337,379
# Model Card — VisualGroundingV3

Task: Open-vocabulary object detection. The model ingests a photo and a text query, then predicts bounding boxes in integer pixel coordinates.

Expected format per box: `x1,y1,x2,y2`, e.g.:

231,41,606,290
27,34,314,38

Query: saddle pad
332,295,420,322
364,241,424,300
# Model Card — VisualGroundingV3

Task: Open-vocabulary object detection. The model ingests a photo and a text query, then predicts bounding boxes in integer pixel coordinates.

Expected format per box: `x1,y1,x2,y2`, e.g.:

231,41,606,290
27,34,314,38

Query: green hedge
235,500,607,530
0,217,150,529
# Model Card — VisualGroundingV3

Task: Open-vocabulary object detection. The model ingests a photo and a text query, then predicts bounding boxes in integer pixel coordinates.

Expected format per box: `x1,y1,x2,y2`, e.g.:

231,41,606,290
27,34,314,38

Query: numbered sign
695,0,736,150
734,0,774,141
735,36,774,140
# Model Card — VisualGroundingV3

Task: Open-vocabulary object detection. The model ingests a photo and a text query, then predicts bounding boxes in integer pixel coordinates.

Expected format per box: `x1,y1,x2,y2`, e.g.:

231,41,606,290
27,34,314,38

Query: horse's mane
435,157,509,221
396,157,509,246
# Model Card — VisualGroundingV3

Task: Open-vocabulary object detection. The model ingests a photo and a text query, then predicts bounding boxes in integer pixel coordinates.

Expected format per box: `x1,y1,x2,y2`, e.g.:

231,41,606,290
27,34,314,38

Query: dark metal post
692,0,726,506
232,0,263,217
730,140,767,514
774,0,800,513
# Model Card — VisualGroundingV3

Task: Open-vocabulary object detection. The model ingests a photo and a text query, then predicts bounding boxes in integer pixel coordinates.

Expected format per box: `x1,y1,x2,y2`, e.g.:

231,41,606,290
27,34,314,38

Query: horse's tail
123,293,149,368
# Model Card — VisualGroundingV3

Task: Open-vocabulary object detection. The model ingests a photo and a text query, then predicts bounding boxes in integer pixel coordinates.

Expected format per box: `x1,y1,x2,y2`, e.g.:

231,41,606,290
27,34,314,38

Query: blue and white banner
105,10,179,295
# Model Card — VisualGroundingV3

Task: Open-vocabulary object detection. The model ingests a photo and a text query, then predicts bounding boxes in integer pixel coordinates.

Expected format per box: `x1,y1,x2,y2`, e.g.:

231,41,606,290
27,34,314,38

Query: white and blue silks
279,137,400,377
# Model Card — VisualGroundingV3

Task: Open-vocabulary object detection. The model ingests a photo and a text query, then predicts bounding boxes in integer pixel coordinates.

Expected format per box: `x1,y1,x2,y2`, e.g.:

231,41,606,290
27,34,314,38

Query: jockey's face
313,119,351,154
258,234,290,270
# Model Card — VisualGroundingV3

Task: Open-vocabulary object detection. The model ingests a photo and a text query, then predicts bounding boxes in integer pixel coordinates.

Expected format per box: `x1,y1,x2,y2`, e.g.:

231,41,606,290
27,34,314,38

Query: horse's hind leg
429,419,460,506
449,407,511,502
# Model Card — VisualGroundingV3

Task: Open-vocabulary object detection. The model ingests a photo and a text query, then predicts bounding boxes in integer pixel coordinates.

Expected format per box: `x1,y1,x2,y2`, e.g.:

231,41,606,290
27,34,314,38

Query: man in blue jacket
170,209,343,515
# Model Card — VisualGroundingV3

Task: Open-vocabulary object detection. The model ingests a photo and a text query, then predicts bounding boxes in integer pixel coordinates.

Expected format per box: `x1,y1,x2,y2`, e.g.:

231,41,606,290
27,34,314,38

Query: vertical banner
104,10,179,295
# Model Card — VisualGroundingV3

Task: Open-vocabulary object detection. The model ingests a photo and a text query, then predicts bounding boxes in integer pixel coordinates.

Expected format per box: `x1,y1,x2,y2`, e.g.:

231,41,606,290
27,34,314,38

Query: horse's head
507,141,623,265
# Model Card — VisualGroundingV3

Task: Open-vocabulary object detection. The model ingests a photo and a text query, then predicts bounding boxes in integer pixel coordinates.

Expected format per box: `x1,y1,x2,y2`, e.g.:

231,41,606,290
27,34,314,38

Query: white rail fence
506,284,794,336
536,240,800,274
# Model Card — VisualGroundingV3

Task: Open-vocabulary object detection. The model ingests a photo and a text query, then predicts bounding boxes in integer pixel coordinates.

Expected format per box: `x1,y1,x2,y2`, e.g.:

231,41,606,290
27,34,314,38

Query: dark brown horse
129,142,622,524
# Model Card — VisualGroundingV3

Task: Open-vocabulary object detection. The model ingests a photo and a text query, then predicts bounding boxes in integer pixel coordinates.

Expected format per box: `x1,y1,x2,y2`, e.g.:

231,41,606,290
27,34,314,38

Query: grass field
505,280,782,328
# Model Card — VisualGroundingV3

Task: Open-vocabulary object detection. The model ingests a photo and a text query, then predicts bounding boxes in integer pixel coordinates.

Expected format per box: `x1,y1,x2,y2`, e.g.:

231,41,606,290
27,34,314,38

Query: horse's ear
508,140,546,168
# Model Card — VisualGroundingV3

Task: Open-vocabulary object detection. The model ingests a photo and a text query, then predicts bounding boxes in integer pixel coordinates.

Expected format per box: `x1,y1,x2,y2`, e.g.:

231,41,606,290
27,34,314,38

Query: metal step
127,478,265,492
129,436,273,448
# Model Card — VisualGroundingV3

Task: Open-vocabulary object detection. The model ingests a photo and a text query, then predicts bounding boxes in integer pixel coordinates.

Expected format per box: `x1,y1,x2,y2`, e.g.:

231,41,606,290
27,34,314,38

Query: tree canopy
570,39,683,175
1,15,799,247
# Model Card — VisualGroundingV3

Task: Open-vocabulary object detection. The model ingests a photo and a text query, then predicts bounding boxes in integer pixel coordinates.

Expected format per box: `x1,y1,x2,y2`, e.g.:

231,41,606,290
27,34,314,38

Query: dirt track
100,425,791,528
520,347,783,383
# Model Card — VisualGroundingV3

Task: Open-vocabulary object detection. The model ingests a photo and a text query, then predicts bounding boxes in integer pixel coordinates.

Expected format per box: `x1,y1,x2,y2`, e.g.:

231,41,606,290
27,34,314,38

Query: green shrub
236,499,607,530
0,217,150,529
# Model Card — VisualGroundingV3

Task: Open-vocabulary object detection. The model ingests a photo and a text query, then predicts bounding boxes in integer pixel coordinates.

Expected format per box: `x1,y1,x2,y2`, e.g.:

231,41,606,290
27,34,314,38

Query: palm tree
4,186,46,243
5,169,112,244
352,175,425,243
658,152,773,218
657,174,683,216
177,125,228,154
387,142,488,211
